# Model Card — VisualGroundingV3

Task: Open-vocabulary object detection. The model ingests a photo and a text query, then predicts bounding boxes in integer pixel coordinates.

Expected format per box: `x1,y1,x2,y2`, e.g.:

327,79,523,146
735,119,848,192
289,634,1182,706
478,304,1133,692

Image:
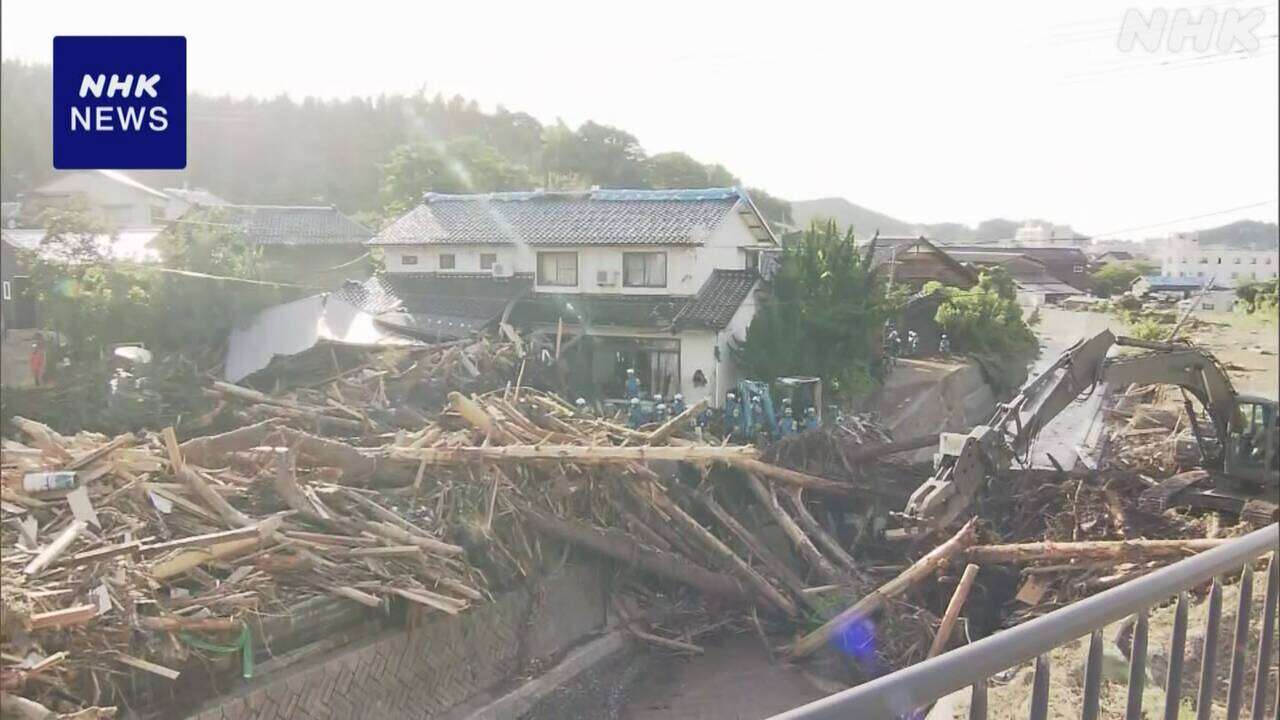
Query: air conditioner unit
491,263,513,278
596,270,619,286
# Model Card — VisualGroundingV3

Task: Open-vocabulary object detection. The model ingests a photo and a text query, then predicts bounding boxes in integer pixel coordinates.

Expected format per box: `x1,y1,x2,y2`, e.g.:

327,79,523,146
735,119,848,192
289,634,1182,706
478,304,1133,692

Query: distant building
169,205,373,286
17,170,190,229
1013,222,1087,247
863,236,977,291
940,244,1093,293
946,249,1082,308
1156,232,1278,288
368,187,777,407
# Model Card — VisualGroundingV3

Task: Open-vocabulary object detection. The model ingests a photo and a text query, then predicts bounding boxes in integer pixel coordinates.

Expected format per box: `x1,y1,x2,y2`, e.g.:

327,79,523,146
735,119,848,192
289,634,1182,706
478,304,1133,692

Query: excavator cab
1223,396,1280,484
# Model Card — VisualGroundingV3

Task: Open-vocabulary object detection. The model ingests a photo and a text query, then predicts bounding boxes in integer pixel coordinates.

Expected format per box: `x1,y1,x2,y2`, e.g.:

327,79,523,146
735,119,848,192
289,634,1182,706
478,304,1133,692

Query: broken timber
789,518,978,659
965,536,1234,564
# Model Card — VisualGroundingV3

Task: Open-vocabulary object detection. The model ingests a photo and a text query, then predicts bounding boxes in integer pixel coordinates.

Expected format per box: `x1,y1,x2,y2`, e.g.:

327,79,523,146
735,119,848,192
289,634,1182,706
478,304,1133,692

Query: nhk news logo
53,36,187,170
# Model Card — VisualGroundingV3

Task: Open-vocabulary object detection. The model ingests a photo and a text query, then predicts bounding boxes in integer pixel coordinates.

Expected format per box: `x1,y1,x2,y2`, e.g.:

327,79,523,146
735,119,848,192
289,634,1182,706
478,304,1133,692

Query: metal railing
770,523,1279,720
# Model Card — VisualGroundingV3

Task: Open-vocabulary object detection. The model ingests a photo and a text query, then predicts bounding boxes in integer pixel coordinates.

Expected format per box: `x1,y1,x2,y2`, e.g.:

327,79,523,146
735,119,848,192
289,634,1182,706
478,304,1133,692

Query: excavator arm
902,329,1243,527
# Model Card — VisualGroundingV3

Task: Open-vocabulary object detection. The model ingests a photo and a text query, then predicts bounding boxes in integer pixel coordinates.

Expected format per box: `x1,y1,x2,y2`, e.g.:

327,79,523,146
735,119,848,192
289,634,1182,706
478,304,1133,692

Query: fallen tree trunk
723,457,862,497
693,488,813,606
516,503,750,601
785,488,859,575
448,391,517,445
392,443,757,464
178,419,280,467
965,536,1232,564
745,474,844,585
646,399,707,445
641,482,798,617
789,518,978,659
163,427,254,529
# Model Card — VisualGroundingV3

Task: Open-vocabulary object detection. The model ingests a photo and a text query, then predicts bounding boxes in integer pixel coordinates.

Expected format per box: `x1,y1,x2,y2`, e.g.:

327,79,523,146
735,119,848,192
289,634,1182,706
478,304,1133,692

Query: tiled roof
674,269,758,329
370,188,752,247
334,273,532,340
183,205,372,246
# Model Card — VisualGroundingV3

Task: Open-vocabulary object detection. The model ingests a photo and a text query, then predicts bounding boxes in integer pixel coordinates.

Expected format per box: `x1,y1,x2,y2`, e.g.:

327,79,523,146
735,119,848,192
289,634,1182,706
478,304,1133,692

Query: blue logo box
53,36,187,169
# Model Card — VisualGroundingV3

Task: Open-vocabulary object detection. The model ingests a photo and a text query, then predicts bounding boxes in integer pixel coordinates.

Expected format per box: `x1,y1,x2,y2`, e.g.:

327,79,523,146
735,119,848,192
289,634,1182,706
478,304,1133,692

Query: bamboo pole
789,518,978,659
391,443,758,465
926,563,981,659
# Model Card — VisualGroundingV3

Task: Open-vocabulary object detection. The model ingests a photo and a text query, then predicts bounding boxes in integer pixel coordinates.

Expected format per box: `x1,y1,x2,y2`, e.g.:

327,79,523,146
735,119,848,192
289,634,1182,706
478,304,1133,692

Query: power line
1087,199,1279,239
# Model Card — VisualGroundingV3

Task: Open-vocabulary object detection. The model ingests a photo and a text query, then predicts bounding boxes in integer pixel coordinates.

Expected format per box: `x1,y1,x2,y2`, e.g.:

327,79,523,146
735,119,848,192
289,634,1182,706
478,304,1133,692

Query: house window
480,253,498,270
1234,257,1241,264
1199,257,1208,264
1217,257,1222,264
439,254,456,270
623,252,667,288
401,254,419,266
538,252,578,286
744,249,760,272
1072,265,1084,274
1266,257,1273,265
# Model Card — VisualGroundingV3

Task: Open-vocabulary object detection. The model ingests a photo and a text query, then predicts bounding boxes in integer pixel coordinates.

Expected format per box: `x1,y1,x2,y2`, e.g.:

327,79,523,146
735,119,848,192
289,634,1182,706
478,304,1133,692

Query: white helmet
630,397,640,405
674,393,683,401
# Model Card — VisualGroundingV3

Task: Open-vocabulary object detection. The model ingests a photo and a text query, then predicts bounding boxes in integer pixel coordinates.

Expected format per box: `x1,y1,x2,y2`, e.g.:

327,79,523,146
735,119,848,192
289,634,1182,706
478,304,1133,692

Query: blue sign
53,36,186,169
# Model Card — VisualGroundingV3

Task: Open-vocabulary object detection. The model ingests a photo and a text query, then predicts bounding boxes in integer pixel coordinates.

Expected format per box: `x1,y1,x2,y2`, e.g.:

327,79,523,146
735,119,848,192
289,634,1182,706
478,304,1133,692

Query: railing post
1194,579,1223,720
1225,564,1254,719
1250,553,1278,720
1163,592,1190,720
1124,609,1148,720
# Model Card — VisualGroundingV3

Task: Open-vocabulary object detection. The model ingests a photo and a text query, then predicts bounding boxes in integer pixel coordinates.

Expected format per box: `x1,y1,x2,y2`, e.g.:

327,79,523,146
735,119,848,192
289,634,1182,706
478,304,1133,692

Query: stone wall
184,564,607,720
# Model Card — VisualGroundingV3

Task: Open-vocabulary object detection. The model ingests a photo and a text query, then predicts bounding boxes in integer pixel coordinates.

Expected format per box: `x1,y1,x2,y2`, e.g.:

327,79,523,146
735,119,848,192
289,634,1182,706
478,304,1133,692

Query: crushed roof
674,270,758,329
181,205,371,246
335,273,532,340
370,187,772,247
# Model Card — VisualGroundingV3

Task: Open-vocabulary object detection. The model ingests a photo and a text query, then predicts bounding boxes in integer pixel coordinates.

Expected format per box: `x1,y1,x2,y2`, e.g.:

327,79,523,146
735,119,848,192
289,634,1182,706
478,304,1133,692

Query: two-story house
367,188,777,406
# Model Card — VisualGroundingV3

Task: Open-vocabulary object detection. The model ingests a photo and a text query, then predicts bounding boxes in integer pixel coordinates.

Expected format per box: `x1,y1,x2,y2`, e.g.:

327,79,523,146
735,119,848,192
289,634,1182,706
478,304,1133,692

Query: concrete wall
184,564,608,720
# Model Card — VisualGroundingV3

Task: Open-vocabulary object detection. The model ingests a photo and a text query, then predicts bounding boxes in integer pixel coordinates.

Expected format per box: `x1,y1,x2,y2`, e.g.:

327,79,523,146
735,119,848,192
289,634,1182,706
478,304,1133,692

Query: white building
17,170,193,229
367,188,777,407
1013,222,1085,247
1158,232,1278,287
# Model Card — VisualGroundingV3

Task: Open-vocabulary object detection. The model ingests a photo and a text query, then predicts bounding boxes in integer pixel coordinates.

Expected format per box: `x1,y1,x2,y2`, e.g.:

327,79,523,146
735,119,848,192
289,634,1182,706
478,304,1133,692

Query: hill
790,198,1047,244
1197,220,1279,250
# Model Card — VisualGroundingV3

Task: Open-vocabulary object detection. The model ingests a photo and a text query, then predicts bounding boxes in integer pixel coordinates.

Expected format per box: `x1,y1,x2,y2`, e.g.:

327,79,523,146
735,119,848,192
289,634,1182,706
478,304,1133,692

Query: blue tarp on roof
1140,275,1213,289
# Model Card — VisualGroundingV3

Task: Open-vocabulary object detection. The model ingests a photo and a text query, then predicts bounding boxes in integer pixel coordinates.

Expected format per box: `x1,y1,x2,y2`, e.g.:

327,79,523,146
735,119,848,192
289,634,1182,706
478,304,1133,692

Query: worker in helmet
625,368,640,399
575,397,592,417
938,333,951,355
778,406,796,436
803,406,819,431
671,393,686,416
628,397,645,428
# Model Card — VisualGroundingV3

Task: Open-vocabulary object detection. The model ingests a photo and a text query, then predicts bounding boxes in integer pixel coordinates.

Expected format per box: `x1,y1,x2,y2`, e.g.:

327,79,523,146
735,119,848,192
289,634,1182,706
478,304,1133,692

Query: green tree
927,267,1037,356
734,221,893,397
378,138,534,214
25,205,153,360
1089,260,1156,298
647,152,717,188
1235,278,1279,315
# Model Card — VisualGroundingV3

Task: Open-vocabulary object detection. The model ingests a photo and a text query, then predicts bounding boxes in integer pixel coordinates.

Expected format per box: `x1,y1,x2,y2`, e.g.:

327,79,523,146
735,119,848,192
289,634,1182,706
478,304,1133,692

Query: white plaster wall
1159,236,1278,286
382,244,531,274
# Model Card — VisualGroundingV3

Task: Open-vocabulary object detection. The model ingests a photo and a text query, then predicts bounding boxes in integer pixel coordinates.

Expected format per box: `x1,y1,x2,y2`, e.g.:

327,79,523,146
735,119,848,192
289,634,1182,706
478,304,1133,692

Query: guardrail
770,523,1279,720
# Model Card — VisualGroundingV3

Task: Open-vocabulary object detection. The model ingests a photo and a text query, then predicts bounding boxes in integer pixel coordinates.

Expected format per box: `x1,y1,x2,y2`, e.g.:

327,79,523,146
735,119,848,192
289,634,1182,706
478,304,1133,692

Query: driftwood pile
1,334,1253,716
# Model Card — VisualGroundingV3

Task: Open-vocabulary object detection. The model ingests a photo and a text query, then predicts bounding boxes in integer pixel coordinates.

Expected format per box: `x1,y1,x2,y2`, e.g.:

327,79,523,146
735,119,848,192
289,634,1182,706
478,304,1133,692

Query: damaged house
363,188,778,407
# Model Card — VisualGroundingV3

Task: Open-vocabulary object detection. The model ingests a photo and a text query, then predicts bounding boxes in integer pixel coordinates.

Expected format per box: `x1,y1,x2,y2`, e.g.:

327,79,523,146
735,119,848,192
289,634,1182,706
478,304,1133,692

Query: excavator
903,330,1279,529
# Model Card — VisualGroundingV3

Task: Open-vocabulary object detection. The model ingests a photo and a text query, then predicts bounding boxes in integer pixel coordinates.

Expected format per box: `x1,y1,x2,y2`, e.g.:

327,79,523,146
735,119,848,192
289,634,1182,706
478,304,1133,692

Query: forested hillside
0,61,792,228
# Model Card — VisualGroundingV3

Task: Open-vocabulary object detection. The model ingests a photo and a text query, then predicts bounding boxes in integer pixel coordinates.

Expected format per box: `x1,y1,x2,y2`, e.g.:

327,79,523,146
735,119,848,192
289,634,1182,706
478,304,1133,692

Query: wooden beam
391,443,758,465
926,563,981,659
24,520,86,576
27,604,97,631
646,399,707,445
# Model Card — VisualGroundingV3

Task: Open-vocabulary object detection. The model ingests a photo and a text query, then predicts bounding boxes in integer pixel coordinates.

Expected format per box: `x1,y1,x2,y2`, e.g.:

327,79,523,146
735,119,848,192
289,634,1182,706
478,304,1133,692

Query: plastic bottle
23,471,79,493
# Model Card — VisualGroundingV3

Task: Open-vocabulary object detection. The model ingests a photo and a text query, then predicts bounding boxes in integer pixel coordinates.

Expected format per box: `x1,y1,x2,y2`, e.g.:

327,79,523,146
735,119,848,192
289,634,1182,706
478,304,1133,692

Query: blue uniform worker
628,397,646,428
803,406,819,431
625,368,640,399
778,407,796,436
671,393,686,417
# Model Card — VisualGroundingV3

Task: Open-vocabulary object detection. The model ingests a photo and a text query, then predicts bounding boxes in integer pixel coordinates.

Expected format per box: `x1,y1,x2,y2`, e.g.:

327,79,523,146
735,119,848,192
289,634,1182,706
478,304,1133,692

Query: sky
2,0,1278,238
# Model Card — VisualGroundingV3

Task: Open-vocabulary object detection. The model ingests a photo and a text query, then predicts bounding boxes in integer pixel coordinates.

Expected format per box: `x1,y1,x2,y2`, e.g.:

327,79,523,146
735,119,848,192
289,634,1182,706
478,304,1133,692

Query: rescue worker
778,406,796,436
725,391,741,439
907,329,919,357
803,406,820,431
625,368,640,399
29,338,46,387
654,402,668,424
628,397,645,428
574,397,591,417
886,326,901,368
939,333,951,355
749,395,764,438
670,393,686,416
